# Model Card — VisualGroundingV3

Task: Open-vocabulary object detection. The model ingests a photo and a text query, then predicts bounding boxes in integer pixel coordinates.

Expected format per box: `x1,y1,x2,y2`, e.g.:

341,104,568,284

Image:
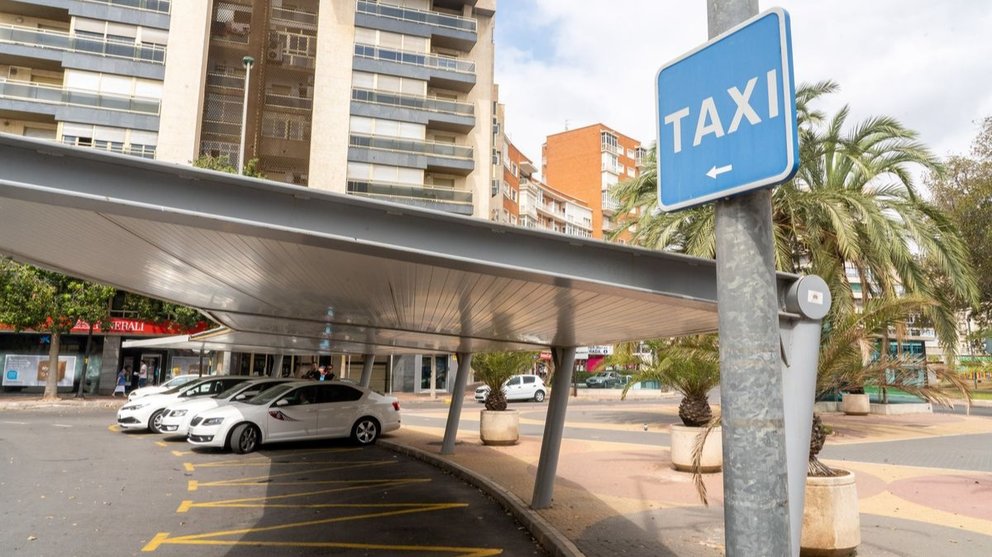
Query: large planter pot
801,470,860,557
669,424,722,472
840,393,870,416
480,409,519,446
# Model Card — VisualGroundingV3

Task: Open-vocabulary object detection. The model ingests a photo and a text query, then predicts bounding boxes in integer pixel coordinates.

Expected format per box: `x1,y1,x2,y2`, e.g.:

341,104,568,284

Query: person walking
319,364,335,381
138,360,148,388
114,365,130,397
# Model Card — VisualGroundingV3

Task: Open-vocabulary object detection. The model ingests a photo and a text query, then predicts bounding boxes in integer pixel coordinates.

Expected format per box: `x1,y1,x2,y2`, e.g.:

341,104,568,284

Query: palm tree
472,351,535,411
620,335,720,426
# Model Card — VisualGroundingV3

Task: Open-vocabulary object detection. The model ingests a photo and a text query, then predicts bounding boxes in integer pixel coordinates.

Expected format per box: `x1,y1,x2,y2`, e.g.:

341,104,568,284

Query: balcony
351,87,474,132
205,72,245,90
0,79,160,115
353,43,476,92
264,92,312,111
355,0,477,51
0,24,165,64
60,136,156,159
84,0,171,13
348,133,474,175
601,191,621,215
271,6,318,28
347,179,473,216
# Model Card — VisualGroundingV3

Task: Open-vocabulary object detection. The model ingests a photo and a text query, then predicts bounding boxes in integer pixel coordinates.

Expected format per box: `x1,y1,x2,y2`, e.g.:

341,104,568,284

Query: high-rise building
0,0,169,157
542,124,646,240
158,0,497,219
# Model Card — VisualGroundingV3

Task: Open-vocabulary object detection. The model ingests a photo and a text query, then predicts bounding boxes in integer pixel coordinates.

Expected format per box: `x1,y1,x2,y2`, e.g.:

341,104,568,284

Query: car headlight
122,403,148,411
170,409,187,417
201,417,225,426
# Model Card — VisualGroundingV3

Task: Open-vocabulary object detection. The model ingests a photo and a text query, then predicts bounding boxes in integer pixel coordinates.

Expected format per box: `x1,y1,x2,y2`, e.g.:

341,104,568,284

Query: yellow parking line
188,448,361,469
187,481,198,492
176,479,432,512
143,537,501,555
171,450,191,457
108,424,120,433
147,502,477,551
183,463,195,473
155,441,168,447
189,461,396,487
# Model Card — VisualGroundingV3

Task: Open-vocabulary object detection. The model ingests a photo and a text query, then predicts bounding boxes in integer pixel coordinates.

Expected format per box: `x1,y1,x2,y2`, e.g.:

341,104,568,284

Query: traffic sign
655,8,798,212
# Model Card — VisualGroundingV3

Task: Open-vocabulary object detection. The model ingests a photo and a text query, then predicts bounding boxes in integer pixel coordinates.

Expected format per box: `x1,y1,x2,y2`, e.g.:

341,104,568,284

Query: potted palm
622,335,721,472
472,351,535,446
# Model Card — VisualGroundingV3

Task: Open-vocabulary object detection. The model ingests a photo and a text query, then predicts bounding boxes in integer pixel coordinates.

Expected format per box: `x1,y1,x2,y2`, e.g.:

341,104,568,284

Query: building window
601,131,619,154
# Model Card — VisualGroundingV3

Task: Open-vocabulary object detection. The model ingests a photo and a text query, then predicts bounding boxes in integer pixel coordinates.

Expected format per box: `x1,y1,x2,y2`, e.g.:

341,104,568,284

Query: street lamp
238,55,255,175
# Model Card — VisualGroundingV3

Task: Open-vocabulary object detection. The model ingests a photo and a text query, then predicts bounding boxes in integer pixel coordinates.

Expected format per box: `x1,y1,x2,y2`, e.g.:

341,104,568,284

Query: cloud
495,1,992,176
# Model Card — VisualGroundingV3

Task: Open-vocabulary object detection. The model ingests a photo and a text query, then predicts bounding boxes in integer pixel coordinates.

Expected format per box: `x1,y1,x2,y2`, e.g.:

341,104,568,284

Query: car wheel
230,423,259,454
534,390,546,402
351,417,380,445
148,409,165,433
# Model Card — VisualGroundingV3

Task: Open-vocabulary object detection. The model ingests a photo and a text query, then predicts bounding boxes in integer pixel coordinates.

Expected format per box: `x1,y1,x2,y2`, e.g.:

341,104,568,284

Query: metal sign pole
708,1,792,555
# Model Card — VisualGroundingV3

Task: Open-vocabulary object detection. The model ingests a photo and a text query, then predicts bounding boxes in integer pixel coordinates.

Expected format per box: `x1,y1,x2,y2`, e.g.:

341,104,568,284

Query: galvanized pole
441,352,472,455
708,1,792,555
359,354,375,387
531,346,576,509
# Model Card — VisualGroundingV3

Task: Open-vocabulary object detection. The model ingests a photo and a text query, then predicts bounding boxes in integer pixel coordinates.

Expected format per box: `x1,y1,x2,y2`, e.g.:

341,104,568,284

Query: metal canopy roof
0,135,797,356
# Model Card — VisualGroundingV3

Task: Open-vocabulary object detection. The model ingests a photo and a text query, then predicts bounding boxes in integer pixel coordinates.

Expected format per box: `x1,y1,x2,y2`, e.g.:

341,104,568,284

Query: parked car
127,373,201,401
186,381,401,453
157,378,296,436
117,376,251,432
475,374,547,403
585,371,624,388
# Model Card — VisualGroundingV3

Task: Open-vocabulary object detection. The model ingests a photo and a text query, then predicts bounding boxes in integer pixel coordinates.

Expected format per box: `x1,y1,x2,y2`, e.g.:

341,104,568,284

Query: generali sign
0,318,209,337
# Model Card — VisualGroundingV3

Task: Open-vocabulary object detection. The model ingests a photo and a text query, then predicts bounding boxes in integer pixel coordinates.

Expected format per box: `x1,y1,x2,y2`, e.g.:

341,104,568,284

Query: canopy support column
441,352,473,455
531,346,576,509
359,354,375,387
271,354,284,377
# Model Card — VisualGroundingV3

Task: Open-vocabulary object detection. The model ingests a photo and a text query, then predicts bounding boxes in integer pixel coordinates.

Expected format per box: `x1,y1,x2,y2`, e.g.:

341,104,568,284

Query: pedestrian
138,359,148,387
114,365,129,397
318,364,335,381
130,363,140,391
303,363,319,380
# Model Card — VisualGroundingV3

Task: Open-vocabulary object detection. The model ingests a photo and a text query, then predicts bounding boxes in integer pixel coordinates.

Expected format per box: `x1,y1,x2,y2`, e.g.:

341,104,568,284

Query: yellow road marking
189,460,396,487
155,441,168,447
177,479,431,512
143,537,501,556
187,480,198,492
171,450,191,457
187,448,361,469
108,424,120,433
183,463,195,473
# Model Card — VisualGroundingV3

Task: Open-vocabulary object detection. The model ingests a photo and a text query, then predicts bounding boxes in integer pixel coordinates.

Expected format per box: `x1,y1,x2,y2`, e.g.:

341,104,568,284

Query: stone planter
480,409,519,446
801,470,860,557
840,393,870,416
669,424,722,472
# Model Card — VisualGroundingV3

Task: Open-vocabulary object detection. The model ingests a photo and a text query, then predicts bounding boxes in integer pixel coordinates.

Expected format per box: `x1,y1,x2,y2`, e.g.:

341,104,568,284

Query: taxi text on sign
655,8,798,212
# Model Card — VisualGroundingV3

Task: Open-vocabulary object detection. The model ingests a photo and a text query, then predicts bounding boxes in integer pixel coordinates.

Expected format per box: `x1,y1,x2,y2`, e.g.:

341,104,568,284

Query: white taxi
117,376,251,432
187,382,401,453
157,378,295,436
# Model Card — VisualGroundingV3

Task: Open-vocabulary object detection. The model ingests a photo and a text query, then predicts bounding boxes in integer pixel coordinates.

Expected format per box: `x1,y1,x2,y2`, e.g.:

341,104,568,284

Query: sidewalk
384,403,992,557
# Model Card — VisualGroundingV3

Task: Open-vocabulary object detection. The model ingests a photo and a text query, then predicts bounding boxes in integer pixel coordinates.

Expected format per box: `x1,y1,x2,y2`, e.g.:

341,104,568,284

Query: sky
493,1,992,179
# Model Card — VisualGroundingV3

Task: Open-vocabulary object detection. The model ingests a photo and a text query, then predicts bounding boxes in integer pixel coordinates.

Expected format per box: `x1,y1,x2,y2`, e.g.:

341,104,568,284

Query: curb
0,397,126,410
379,439,586,557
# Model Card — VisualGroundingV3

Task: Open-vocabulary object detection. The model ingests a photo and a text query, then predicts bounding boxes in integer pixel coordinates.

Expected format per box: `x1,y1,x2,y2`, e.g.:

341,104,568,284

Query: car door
503,376,523,401
520,375,537,399
316,384,365,439
265,385,320,442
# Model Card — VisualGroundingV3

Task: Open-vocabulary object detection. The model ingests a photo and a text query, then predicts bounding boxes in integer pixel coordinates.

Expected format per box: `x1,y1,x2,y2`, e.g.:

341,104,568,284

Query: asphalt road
0,407,548,557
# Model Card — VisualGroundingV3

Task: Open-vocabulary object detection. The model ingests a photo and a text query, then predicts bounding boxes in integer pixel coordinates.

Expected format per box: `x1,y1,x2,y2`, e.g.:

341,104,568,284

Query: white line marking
2,421,28,425
52,424,73,428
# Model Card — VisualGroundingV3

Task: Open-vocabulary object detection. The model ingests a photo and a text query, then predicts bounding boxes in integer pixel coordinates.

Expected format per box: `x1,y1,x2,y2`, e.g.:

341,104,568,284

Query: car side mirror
275,399,289,407
234,394,247,401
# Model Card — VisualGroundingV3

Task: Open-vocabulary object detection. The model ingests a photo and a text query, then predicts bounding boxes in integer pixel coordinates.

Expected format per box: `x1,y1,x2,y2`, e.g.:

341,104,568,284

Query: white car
475,374,547,403
117,376,251,432
187,382,401,453
127,374,201,401
157,378,295,436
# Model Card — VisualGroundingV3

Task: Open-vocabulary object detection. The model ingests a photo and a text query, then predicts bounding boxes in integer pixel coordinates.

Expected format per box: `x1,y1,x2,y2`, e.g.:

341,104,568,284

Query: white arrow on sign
706,164,733,179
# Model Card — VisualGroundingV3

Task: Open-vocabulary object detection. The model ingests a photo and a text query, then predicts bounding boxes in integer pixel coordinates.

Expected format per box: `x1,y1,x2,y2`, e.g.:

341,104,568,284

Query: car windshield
161,379,206,395
244,383,296,405
162,376,193,388
214,381,254,399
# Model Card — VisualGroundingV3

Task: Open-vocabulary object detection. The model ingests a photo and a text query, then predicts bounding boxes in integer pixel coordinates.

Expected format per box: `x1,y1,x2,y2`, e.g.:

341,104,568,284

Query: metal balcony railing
349,134,473,159
0,79,160,115
602,191,621,213
271,6,318,26
356,0,477,33
0,24,165,64
354,43,475,74
351,88,474,116
264,92,312,111
347,180,473,205
82,0,171,13
206,72,245,90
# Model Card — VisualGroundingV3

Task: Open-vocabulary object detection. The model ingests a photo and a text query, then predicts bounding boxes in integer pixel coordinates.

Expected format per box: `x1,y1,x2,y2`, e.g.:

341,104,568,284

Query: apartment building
542,123,646,240
0,0,168,157
158,0,496,219
491,94,592,237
